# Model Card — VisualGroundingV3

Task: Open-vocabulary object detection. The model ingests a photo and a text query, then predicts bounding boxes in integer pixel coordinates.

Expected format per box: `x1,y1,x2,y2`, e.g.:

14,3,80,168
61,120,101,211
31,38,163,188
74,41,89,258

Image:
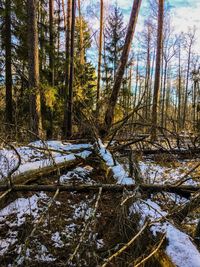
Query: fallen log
139,148,200,156
9,157,84,185
0,157,84,209
0,183,198,196
27,145,92,155
97,139,200,266
171,191,200,224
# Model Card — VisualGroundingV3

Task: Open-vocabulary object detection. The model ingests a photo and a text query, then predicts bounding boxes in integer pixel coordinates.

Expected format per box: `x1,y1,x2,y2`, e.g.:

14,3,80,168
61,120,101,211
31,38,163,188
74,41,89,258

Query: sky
84,0,200,55
113,0,200,47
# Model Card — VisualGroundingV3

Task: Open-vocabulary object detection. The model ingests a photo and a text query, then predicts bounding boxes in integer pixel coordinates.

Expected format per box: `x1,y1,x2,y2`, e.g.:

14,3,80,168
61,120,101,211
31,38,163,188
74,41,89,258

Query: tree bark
66,0,76,137
49,0,55,86
103,0,142,136
5,0,13,124
78,0,84,66
27,0,43,138
96,0,104,116
0,184,198,197
63,0,72,137
151,0,164,141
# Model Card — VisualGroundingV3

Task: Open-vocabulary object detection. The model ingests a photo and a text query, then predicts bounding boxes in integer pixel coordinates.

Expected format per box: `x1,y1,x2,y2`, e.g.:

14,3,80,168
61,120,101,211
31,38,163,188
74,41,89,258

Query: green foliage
41,84,57,110
102,5,126,94
73,17,97,112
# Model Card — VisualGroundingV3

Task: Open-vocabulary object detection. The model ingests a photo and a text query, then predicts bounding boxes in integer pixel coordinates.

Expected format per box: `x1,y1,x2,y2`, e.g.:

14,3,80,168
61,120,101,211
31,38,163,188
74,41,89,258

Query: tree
63,0,72,137
66,0,76,138
49,0,55,86
182,27,196,128
103,0,142,135
27,0,42,137
96,0,104,115
5,0,13,124
102,5,125,95
151,0,164,141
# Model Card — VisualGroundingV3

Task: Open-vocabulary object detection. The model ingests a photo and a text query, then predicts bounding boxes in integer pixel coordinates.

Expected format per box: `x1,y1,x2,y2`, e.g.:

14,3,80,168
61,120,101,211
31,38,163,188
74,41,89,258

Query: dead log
27,144,92,155
195,220,200,248
9,157,84,185
0,183,198,196
171,191,200,224
0,157,84,209
97,139,200,266
139,148,200,156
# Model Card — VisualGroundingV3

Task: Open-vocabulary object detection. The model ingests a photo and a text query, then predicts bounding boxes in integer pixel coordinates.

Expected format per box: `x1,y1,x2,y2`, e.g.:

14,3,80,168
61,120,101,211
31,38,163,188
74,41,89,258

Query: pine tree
102,5,125,95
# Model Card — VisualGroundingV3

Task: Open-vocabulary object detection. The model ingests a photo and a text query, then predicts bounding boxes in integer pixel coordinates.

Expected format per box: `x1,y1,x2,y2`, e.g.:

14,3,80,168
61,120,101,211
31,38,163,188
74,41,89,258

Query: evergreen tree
102,5,126,95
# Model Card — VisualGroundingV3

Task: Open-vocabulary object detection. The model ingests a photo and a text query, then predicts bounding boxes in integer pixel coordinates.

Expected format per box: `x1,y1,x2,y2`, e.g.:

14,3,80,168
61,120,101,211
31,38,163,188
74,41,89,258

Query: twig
133,233,166,267
68,187,102,263
101,221,149,267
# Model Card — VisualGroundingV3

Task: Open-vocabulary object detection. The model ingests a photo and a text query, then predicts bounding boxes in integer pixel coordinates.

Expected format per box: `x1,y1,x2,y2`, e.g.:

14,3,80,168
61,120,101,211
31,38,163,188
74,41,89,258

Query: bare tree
151,0,164,141
182,27,196,128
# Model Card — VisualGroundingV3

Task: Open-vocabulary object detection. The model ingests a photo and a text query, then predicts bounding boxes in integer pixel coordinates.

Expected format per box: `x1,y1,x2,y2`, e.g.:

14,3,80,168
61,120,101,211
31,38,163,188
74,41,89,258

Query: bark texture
27,0,42,137
151,0,164,141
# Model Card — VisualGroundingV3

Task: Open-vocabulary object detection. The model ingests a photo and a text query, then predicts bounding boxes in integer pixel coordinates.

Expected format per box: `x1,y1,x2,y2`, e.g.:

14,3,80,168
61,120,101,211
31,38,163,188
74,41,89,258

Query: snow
166,224,200,267
0,192,48,256
51,232,64,248
0,193,47,227
73,201,93,220
130,199,200,267
29,140,92,152
98,139,134,185
60,166,94,184
1,139,199,265
0,141,92,181
139,160,199,186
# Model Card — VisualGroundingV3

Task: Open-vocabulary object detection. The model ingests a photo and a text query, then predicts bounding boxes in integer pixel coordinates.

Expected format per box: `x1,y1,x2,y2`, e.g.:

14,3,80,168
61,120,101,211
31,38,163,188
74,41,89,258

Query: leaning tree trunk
27,0,42,138
103,0,142,136
151,0,164,141
5,0,13,124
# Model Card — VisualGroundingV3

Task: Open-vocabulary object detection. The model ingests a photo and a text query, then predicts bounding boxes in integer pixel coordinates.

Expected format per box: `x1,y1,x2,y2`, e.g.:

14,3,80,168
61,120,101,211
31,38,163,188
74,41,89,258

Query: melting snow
98,139,134,185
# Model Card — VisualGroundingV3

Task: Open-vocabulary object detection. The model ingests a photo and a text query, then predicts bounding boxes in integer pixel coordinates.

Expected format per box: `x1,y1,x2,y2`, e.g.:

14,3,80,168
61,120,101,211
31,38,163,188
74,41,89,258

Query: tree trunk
78,0,84,66
5,0,13,124
66,0,76,138
183,45,191,128
103,0,142,136
161,60,167,128
96,0,104,116
151,0,164,141
27,0,42,138
63,0,72,137
49,0,55,86
177,43,182,131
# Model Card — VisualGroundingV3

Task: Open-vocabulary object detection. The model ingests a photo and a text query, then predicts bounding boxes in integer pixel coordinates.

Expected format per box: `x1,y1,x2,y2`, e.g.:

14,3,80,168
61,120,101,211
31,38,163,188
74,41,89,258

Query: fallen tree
0,183,198,197
0,156,84,209
96,139,200,267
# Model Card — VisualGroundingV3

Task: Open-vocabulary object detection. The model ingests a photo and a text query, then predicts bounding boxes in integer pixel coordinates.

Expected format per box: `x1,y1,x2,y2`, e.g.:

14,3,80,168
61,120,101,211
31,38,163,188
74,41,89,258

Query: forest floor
0,139,200,266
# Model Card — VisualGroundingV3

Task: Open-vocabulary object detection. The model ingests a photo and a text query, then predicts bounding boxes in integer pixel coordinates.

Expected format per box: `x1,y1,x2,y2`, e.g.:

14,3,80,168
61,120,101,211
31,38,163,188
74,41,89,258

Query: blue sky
83,0,200,65
85,0,200,51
